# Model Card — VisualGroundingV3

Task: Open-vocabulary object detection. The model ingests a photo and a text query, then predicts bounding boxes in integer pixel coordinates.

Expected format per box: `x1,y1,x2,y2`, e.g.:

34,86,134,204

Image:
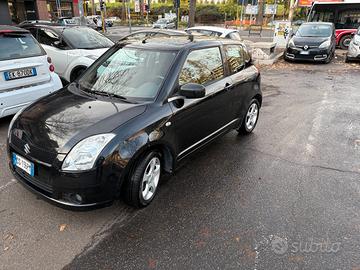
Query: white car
0,26,62,118
186,26,242,40
21,25,114,83
346,27,360,62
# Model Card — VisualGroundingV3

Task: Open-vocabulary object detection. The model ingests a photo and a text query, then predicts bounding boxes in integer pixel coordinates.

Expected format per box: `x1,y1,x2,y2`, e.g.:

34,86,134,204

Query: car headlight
353,35,360,46
85,55,98,61
319,39,331,49
8,107,26,140
288,38,296,48
62,133,116,171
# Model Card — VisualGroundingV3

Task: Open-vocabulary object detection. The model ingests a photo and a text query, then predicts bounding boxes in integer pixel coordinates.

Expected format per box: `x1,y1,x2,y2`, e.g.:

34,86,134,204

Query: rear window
0,33,44,61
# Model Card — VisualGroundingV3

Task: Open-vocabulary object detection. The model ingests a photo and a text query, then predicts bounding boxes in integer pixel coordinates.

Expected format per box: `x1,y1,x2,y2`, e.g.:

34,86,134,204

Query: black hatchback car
284,22,336,63
7,36,262,209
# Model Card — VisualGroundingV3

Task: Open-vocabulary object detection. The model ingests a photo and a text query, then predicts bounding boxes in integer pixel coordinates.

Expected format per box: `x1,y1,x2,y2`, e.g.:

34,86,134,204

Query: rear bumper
0,73,62,118
284,47,331,62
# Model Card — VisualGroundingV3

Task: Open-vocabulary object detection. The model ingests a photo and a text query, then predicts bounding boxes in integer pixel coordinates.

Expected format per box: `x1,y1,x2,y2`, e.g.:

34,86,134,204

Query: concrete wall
36,0,49,19
0,0,12,24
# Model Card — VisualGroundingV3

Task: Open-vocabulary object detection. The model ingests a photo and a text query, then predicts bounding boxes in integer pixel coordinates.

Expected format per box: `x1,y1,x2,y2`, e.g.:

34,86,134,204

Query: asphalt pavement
1,53,360,270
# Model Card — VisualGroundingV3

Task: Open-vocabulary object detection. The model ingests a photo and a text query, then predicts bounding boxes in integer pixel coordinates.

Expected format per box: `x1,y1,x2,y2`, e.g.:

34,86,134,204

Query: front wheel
124,151,162,208
238,99,260,135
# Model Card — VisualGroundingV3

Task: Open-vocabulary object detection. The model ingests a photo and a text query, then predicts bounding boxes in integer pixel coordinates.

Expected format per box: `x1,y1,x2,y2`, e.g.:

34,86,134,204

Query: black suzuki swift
7,36,262,209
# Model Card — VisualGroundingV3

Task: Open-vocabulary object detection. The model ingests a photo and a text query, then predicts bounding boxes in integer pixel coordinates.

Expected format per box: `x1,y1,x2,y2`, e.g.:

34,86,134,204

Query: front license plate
300,51,310,55
4,67,37,81
12,153,34,177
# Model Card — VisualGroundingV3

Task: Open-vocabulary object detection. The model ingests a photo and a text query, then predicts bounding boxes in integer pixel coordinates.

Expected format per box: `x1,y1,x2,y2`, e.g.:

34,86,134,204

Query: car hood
14,84,147,154
293,36,329,47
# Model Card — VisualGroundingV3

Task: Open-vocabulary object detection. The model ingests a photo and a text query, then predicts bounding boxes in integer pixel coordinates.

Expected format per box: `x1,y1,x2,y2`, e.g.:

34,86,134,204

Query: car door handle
225,83,233,90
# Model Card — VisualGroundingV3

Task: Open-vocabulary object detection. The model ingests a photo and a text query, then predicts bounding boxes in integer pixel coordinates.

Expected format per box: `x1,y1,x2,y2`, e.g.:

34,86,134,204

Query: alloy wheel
245,103,259,131
141,157,161,201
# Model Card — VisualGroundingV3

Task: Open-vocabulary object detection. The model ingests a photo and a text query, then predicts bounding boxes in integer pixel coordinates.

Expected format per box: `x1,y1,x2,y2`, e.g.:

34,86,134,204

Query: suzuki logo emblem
304,45,309,50
24,143,30,154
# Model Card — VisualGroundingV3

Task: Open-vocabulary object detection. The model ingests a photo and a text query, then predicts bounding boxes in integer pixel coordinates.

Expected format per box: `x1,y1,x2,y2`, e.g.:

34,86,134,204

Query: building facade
0,0,79,24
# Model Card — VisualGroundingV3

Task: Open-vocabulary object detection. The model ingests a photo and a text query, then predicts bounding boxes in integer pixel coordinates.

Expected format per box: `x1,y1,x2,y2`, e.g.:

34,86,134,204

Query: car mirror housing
179,83,206,99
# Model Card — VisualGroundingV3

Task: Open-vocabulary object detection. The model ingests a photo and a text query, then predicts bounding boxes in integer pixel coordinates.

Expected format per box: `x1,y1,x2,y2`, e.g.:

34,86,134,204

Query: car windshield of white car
296,25,332,37
63,27,114,49
78,47,177,101
0,32,44,61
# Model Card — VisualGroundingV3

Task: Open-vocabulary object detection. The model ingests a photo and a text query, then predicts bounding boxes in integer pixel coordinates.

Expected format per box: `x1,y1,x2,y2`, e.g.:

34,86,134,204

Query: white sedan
0,26,62,118
186,26,242,40
21,24,114,83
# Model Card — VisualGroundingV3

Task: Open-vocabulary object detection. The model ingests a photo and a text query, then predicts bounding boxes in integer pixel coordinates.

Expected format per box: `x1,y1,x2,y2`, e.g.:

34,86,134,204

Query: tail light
47,56,55,72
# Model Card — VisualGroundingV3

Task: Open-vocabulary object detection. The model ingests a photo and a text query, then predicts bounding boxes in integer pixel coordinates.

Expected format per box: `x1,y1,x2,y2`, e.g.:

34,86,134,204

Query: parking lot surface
1,54,360,269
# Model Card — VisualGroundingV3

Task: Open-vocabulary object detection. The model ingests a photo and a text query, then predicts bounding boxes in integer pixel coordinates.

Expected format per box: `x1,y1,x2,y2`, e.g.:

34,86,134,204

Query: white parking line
0,179,17,192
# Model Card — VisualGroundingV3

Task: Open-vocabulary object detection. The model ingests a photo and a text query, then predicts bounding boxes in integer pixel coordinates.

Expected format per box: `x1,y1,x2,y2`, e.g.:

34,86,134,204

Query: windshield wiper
89,90,135,103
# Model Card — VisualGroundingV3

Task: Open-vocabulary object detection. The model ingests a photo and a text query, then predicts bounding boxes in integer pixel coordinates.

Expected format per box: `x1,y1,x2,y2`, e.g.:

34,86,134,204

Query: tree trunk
122,0,126,21
288,0,297,22
91,0,95,15
189,0,196,27
256,0,264,25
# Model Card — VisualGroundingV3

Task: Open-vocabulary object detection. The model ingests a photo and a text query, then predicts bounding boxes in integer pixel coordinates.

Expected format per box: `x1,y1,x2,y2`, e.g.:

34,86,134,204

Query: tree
189,0,196,27
256,0,264,25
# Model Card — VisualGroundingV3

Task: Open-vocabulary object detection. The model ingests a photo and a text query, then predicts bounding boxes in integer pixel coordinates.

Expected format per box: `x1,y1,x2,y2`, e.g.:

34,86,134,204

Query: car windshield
0,32,44,61
63,27,114,49
296,24,332,37
78,46,177,101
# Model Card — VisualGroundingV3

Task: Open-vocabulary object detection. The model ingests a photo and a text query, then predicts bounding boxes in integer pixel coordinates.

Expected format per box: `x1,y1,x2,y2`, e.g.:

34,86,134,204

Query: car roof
0,25,29,33
121,35,245,51
301,22,334,27
126,29,188,36
187,26,237,35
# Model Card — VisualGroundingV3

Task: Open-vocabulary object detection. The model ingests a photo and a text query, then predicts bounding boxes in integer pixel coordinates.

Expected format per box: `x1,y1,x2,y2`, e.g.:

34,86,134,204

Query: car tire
124,151,162,208
324,51,334,64
339,35,352,50
238,99,260,135
70,67,86,82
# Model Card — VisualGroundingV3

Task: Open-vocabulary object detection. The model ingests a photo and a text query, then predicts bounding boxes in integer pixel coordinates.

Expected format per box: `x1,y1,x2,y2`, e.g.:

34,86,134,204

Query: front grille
14,166,53,194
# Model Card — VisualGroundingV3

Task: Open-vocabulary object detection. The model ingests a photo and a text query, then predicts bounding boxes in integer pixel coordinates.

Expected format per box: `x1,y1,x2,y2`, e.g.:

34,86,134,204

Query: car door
168,46,234,160
37,28,69,77
224,44,259,120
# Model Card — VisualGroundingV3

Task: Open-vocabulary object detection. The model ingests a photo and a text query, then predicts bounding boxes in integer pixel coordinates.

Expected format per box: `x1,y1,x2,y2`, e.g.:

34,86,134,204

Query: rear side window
179,47,224,85
224,45,246,74
38,28,60,46
0,33,44,61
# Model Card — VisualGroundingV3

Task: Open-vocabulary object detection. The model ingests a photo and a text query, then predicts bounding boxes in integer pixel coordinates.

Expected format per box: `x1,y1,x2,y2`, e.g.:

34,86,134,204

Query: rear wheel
339,35,352,50
124,151,162,208
238,99,260,135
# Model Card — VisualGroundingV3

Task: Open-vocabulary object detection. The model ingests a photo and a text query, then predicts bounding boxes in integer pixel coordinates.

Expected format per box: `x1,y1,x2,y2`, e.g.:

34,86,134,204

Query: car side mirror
179,83,206,99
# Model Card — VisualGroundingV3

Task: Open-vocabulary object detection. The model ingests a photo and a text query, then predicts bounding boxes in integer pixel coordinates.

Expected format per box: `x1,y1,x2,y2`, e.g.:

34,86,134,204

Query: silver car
346,27,360,62
152,18,175,29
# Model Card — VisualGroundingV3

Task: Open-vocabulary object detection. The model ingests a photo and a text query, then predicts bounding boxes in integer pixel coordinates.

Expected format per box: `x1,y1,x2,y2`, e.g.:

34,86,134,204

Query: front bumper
284,47,331,62
8,143,118,210
347,42,360,60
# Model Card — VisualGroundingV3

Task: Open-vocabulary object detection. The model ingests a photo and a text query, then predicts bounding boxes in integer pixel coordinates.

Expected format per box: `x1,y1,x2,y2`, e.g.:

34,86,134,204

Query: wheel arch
70,65,87,82
253,93,262,107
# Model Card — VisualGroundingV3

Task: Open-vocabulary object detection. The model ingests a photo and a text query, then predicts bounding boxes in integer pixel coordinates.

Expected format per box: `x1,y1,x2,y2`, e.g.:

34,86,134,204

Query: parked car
284,22,336,63
186,26,242,40
55,17,77,26
107,16,121,24
152,18,175,29
346,27,360,62
105,19,113,27
20,24,114,83
7,36,261,209
0,26,62,118
119,29,188,41
18,20,52,26
87,15,103,30
72,16,97,30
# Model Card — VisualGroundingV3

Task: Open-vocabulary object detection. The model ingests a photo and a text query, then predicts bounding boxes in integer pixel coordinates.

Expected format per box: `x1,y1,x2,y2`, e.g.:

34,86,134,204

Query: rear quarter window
0,33,45,61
